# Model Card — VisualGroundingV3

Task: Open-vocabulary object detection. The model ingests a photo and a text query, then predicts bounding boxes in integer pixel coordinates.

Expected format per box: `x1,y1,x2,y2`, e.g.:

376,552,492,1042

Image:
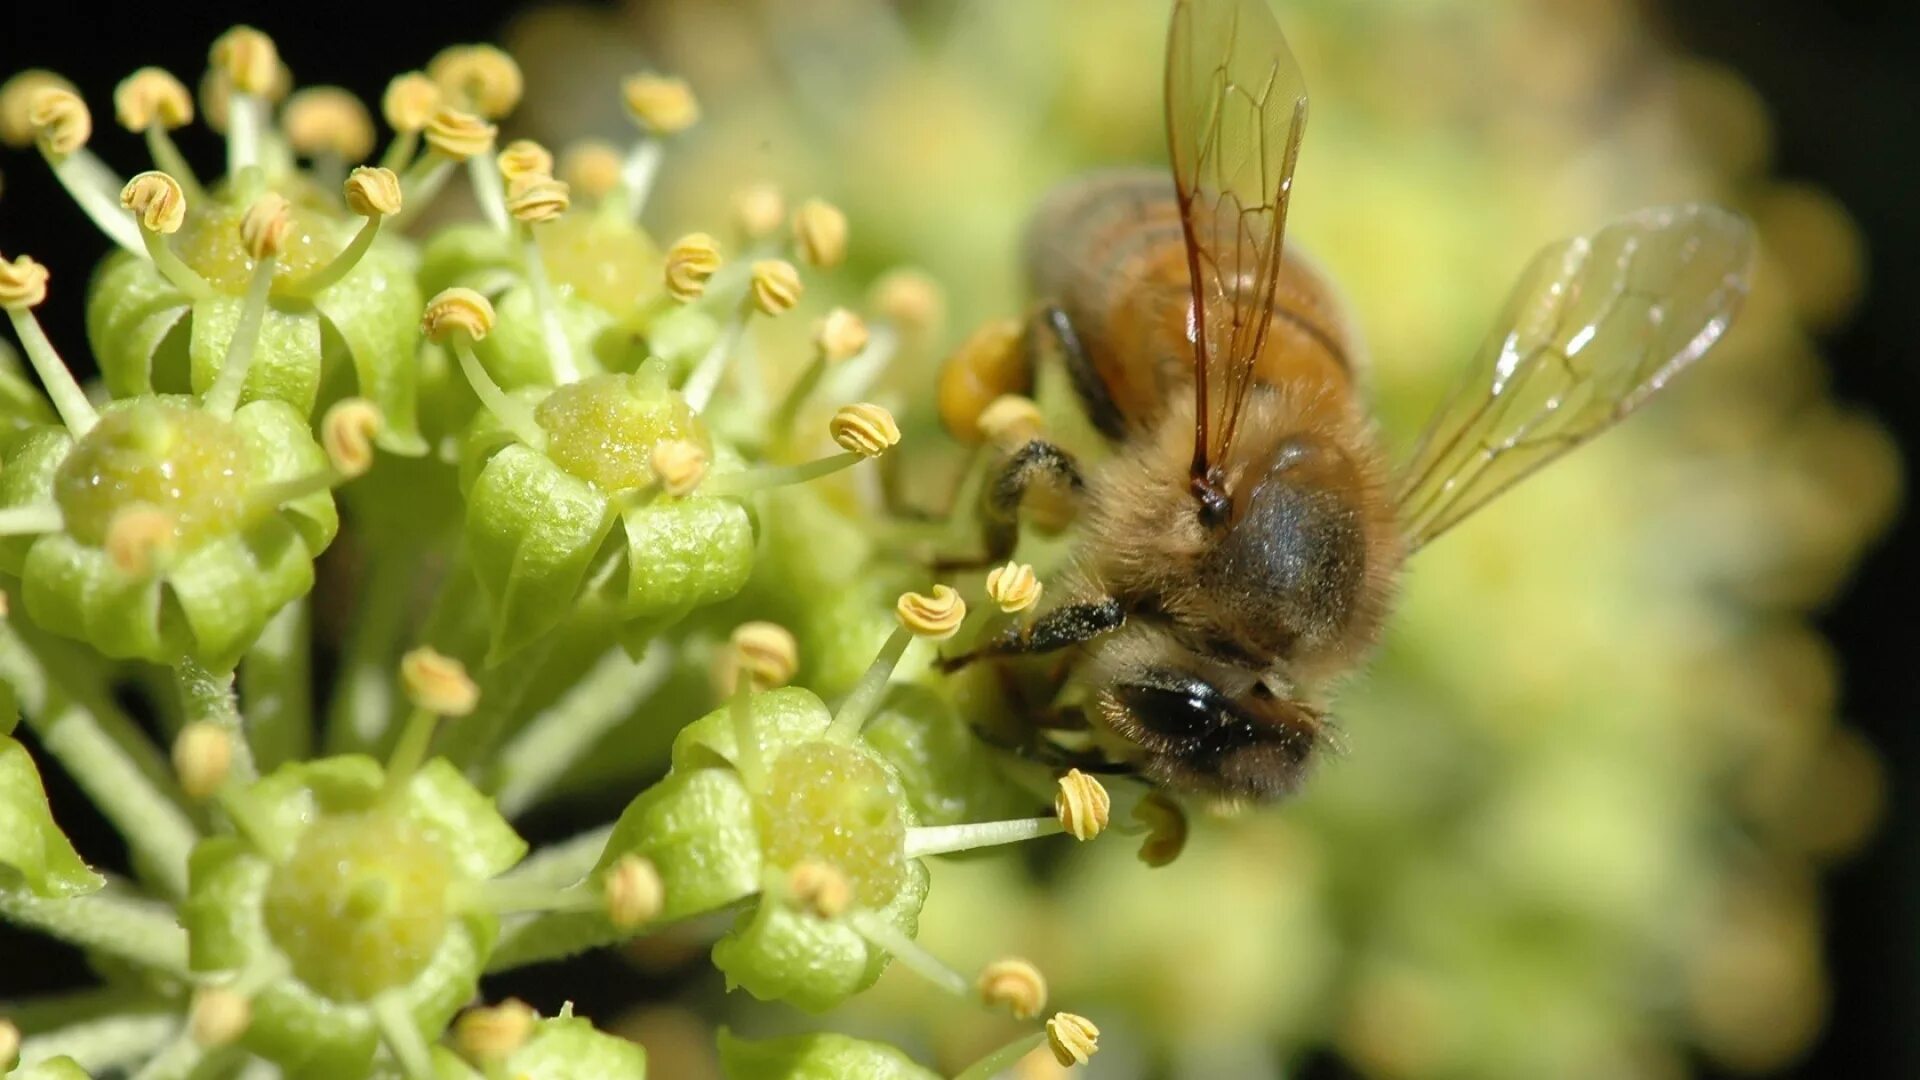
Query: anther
831,403,901,458
1054,770,1111,842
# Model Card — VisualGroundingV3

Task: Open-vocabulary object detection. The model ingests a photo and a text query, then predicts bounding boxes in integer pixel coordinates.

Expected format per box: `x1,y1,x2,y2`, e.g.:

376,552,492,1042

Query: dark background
1,1,1914,1076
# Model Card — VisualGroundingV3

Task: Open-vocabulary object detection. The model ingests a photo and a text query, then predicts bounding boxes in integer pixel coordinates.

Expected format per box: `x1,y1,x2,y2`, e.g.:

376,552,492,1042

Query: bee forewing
1396,204,1756,552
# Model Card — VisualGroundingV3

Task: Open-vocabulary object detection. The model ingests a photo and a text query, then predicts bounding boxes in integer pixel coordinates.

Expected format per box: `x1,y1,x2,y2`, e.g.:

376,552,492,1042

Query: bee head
1096,664,1323,801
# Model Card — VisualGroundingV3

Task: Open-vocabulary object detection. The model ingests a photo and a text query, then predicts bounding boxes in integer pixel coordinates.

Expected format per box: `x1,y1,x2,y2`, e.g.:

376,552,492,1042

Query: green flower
717,1029,939,1080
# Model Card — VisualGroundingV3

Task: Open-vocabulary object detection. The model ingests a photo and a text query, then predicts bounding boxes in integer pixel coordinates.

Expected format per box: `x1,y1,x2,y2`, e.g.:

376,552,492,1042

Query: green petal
670,687,833,775
227,755,384,855
234,398,340,553
20,536,168,664
732,487,891,699
418,222,516,299
465,445,613,663
504,1011,648,1080
402,759,528,880
472,285,615,390
0,426,73,575
312,237,427,455
11,1056,96,1080
182,836,271,974
188,296,323,414
863,684,1035,827
717,1029,940,1080
86,251,191,399
618,496,754,621
0,343,57,434
0,735,104,897
601,767,761,920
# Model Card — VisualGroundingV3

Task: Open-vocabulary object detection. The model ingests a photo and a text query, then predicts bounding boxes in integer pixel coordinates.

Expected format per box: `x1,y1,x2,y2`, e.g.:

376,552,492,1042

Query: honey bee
936,0,1755,801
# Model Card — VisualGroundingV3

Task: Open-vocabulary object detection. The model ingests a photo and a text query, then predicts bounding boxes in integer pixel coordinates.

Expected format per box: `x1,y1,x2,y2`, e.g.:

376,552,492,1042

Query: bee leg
1034,305,1127,441
931,437,1088,573
937,597,1124,671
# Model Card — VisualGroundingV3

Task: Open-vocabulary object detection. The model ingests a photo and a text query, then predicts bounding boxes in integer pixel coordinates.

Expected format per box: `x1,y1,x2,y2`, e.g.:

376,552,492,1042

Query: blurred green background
2,0,1912,1077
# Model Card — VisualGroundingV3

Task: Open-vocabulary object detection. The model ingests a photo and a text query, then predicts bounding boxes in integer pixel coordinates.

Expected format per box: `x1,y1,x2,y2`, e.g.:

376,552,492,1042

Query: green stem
6,309,98,436
390,153,455,230
729,685,766,792
138,227,214,301
14,1011,177,1077
202,255,276,418
771,353,827,446
487,896,751,973
174,658,258,785
324,547,416,754
493,825,614,890
447,636,557,773
470,151,510,234
379,129,420,173
144,128,202,202
372,992,435,1080
241,597,311,770
284,216,380,298
682,296,752,412
620,137,663,222
520,226,580,384
383,707,436,796
45,148,143,255
701,452,861,497
493,646,671,818
953,1033,1050,1080
455,342,546,451
226,93,263,181
905,817,1062,859
0,622,196,897
0,503,63,536
827,626,911,743
847,909,970,997
128,1031,205,1080
0,888,191,977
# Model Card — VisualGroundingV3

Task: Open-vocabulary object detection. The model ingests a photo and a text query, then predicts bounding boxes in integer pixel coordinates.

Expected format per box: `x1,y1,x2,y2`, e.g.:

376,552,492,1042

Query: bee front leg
932,438,1087,571
937,596,1123,671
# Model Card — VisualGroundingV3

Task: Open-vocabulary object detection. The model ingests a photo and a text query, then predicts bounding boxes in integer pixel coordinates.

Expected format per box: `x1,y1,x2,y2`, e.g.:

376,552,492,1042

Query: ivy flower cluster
0,28,1167,1080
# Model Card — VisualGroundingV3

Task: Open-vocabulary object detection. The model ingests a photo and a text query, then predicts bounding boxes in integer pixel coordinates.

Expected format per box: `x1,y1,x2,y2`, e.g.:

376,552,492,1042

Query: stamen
985,561,1043,614
453,1000,536,1065
202,194,289,418
713,621,799,697
734,182,785,242
187,986,253,1049
286,166,401,297
872,266,946,339
0,504,64,537
847,909,971,998
1131,791,1189,867
392,107,495,228
977,957,1049,1019
0,255,98,434
498,139,553,184
115,68,201,197
1054,770,1111,841
560,139,622,205
952,1033,1050,1080
791,198,849,268
120,171,213,300
509,177,579,383
104,506,177,576
0,70,76,149
830,402,901,458
650,439,708,497
428,44,523,120
173,721,235,800
282,86,376,187
663,232,722,303
617,73,697,219
378,71,439,171
698,452,861,497
904,817,1062,859
1047,1013,1101,1067
247,468,346,514
210,26,280,182
29,89,143,255
603,853,665,930
750,258,803,315
321,398,384,478
727,684,766,791
386,646,477,793
372,991,436,1080
783,860,852,919
680,296,750,414
424,288,547,450
771,308,868,439
828,586,965,742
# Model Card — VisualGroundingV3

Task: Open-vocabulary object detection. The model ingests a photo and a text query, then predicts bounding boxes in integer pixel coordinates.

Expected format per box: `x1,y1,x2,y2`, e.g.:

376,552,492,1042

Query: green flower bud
717,1029,939,1080
461,367,753,661
0,735,104,897
4,397,337,669
489,1007,648,1080
180,755,526,1079
10,1057,93,1080
862,684,1034,828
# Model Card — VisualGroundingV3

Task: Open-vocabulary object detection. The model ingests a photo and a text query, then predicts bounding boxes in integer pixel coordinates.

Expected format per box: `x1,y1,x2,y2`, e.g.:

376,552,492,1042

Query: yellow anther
453,999,537,1064
238,193,292,260
896,585,966,640
985,561,1043,614
29,87,90,156
187,987,253,1048
505,172,569,224
720,621,800,694
977,957,1049,1020
1046,1013,1100,1067
1131,791,1189,868
1,71,76,148
830,402,900,458
0,254,50,311
497,139,553,184
321,398,384,478
663,232,721,303
114,67,193,131
120,171,188,235
197,68,232,134
604,854,664,930
381,71,440,134
1054,769,1111,842
871,267,945,335
428,44,523,119
649,439,708,497
343,165,403,217
621,73,698,134
281,87,376,162
423,106,496,161
733,182,784,240
0,1017,17,1072
559,139,622,200
210,26,280,96
785,859,851,919
400,646,478,717
750,258,803,316
104,506,177,577
978,394,1047,451
814,308,869,363
172,721,233,800
421,287,495,342
792,198,848,269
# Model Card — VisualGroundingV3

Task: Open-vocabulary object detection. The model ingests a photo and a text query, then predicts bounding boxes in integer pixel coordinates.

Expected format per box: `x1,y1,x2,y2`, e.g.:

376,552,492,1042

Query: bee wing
1397,204,1756,553
1167,0,1308,482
